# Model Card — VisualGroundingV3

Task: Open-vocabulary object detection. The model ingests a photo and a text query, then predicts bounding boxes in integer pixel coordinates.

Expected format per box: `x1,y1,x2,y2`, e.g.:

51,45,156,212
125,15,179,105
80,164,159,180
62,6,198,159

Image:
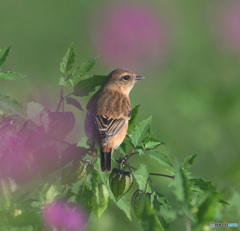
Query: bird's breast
96,90,131,118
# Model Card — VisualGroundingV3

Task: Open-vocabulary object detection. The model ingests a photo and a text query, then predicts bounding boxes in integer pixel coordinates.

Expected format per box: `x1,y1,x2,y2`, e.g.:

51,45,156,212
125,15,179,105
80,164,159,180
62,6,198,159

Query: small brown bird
85,68,144,172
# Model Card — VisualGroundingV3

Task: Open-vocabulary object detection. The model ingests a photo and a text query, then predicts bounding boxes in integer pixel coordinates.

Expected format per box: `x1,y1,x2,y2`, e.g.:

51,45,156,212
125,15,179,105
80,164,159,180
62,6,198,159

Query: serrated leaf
71,56,99,85
60,44,75,74
190,178,218,194
66,97,83,111
151,191,176,228
134,164,149,191
149,152,174,168
116,194,132,221
131,116,152,147
144,138,162,150
172,166,192,206
128,105,140,133
0,45,11,66
59,76,68,86
182,154,197,170
0,93,23,114
0,71,26,80
73,75,106,97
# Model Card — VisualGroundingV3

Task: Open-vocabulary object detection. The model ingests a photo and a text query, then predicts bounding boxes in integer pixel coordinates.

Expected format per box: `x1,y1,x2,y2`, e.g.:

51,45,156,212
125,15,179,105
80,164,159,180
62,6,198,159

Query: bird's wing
93,114,127,146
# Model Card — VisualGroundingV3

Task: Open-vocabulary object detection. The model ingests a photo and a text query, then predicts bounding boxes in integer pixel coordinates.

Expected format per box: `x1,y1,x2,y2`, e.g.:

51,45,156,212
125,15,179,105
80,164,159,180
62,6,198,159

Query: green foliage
0,45,11,67
149,152,174,168
128,104,140,133
0,71,26,80
0,94,23,115
134,164,149,191
0,45,26,80
0,44,233,231
60,43,75,75
131,115,152,147
73,75,106,97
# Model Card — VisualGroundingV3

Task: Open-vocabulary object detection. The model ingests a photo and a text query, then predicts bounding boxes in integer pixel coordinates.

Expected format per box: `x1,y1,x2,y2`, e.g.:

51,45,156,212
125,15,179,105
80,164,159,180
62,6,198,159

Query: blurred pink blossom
0,106,83,183
43,201,87,231
91,4,169,70
214,0,240,51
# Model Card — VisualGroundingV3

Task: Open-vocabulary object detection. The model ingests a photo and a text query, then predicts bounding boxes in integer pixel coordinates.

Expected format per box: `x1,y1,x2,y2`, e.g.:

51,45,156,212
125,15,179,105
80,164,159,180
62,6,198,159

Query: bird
84,68,144,172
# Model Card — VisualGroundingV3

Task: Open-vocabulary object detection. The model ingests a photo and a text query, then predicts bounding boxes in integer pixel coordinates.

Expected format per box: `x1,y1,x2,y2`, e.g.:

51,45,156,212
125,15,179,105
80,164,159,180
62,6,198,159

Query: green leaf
0,71,26,80
116,194,132,221
60,44,75,74
45,185,59,203
0,93,23,114
190,178,218,194
92,184,110,218
149,152,174,168
66,97,83,111
134,164,149,191
140,198,164,231
71,56,99,85
77,136,90,149
0,45,11,66
194,193,222,230
73,75,106,97
76,183,93,212
143,138,162,150
172,166,192,206
128,105,140,133
151,191,177,228
59,76,68,86
131,116,152,147
182,154,197,170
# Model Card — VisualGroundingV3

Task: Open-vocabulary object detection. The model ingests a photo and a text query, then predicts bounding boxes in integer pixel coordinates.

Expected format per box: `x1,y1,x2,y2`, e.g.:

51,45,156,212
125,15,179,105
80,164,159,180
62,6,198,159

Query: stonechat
85,68,144,172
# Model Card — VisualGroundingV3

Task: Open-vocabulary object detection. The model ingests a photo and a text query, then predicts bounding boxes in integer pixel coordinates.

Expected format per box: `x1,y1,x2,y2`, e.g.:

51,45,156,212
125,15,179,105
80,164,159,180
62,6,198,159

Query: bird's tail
100,149,112,172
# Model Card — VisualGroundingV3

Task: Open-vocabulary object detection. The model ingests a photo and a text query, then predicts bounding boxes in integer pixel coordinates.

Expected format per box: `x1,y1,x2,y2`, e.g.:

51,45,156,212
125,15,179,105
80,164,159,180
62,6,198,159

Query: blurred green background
1,0,240,230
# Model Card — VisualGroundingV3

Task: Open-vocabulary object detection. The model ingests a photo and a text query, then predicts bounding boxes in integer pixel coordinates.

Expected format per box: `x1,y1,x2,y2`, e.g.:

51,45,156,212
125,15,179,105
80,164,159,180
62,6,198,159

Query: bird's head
104,68,144,95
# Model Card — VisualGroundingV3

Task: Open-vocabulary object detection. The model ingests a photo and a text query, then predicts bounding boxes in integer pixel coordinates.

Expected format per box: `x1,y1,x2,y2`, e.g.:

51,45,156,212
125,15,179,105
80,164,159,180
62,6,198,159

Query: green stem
149,173,175,180
56,87,64,112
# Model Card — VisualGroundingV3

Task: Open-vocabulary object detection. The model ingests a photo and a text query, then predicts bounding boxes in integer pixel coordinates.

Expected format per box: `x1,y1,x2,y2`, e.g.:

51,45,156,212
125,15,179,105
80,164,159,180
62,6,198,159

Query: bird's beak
135,75,145,81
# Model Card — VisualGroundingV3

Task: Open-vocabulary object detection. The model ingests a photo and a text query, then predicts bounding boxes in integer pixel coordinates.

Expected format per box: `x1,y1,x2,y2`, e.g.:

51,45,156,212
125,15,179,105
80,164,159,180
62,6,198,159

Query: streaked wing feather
94,115,127,145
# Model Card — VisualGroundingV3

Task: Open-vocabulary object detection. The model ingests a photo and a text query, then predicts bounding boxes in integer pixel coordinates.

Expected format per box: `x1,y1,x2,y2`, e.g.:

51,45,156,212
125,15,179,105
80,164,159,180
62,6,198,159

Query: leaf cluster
0,44,231,231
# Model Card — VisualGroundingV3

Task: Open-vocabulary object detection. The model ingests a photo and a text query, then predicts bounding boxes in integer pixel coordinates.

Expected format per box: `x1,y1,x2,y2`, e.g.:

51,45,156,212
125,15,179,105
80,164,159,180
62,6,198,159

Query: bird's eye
122,75,130,81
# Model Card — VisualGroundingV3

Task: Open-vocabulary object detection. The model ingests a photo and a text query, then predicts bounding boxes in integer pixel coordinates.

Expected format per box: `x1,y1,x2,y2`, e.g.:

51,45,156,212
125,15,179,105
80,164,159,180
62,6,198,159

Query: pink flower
43,201,87,231
213,0,240,51
91,4,169,70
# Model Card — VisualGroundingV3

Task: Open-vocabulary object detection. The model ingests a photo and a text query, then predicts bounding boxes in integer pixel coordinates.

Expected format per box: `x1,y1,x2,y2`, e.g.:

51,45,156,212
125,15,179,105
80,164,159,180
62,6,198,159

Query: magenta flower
91,4,169,70
213,0,240,51
43,201,87,231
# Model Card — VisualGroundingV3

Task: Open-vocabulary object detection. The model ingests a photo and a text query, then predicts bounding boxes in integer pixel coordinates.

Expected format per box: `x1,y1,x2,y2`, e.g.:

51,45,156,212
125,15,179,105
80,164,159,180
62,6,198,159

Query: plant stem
185,216,191,231
56,87,64,112
64,91,74,98
148,177,157,192
149,173,175,180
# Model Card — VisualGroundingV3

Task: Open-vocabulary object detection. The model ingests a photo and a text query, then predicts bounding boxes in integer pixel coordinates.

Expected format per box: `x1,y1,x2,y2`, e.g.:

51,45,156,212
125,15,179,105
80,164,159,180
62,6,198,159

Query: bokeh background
1,0,240,230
